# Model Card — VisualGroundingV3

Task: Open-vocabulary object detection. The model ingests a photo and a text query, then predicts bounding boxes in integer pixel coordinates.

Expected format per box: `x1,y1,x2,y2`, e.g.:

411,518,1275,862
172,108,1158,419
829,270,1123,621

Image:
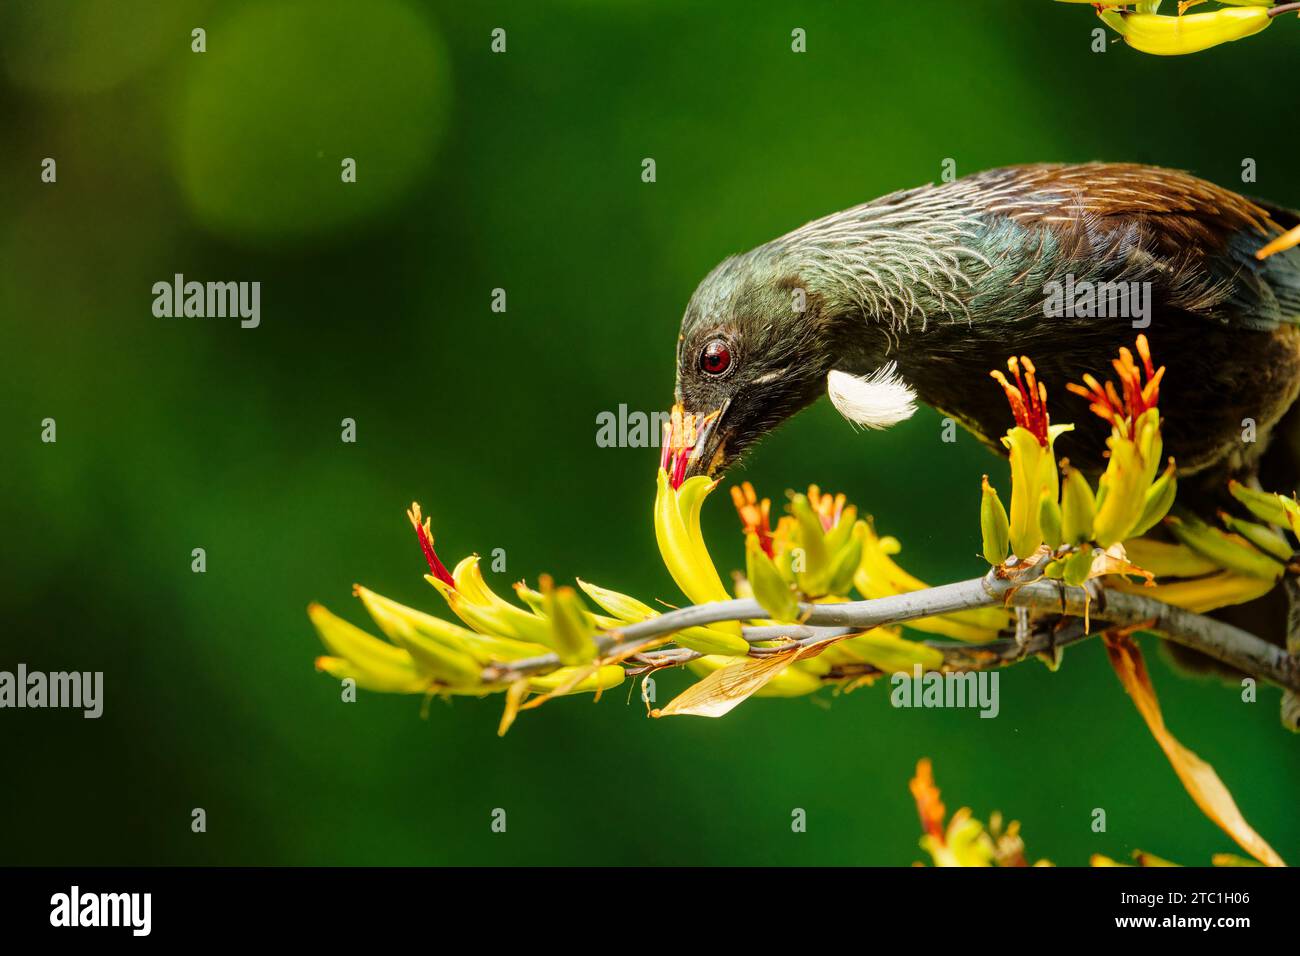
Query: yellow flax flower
309,504,626,710
655,405,740,632
1094,3,1273,55
910,759,996,868
722,481,950,694
1066,338,1173,547
732,481,866,601
990,356,1073,559
977,337,1182,594
310,589,622,700
575,579,748,656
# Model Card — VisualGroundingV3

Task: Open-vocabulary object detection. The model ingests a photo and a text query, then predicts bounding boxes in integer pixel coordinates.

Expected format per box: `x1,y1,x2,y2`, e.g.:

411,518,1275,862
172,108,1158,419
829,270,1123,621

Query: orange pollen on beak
730,481,774,557
909,758,948,844
660,403,720,489
1065,333,1164,428
991,354,1050,446
406,502,455,588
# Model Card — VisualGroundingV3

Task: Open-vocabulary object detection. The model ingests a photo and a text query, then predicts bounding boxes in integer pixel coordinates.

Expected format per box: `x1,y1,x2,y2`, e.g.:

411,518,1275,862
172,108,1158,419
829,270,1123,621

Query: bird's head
671,246,919,481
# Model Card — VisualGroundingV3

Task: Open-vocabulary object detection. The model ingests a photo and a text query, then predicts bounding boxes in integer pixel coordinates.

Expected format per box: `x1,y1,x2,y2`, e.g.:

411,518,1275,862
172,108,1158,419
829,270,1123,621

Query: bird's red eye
700,339,732,376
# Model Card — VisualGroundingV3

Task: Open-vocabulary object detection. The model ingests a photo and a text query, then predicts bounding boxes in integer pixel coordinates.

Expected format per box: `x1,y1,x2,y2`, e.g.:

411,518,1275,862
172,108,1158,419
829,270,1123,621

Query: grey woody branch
479,571,1300,694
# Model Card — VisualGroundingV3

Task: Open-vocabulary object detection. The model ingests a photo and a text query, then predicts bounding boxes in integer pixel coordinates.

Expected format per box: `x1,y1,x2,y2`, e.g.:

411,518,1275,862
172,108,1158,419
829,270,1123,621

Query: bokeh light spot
1,0,209,94
172,0,448,244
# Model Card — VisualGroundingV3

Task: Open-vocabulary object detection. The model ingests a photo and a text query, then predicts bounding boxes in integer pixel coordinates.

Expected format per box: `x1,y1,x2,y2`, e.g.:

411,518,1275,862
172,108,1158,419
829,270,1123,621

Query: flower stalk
309,336,1300,738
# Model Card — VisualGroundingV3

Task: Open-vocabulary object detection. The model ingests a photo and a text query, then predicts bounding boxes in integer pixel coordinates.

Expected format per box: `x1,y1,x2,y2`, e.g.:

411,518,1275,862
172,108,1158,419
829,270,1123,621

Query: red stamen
406,503,454,588
992,354,1051,447
660,404,718,490
671,449,689,489
991,372,1028,427
1067,335,1164,428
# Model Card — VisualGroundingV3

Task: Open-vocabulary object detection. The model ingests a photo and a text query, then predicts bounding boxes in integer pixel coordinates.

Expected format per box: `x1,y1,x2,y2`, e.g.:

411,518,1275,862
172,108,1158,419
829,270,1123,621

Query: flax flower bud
1058,460,1096,546
979,476,1010,565
1097,5,1272,56
745,533,800,623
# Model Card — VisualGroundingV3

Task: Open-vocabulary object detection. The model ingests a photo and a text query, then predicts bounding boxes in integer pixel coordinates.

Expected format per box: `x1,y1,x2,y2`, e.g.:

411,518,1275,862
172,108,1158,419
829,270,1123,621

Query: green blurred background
2,0,1298,866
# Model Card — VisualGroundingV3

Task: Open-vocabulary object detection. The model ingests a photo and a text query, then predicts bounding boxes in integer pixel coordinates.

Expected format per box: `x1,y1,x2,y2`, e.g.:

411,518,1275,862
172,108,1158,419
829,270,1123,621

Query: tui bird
674,163,1300,501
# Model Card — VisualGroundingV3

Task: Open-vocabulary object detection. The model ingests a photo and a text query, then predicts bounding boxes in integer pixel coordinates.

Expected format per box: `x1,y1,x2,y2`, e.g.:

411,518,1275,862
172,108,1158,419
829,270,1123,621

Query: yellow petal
497,679,530,736
823,522,867,597
1122,538,1220,579
677,475,730,591
944,810,996,867
654,470,735,613
438,557,560,645
1059,544,1095,590
1105,7,1271,56
1005,427,1048,558
356,585,548,663
1093,437,1146,546
790,493,831,588
578,578,748,655
1133,850,1180,868
1110,569,1277,613
1217,512,1293,562
1038,494,1063,551
980,475,1010,564
443,588,557,647
680,654,823,699
654,650,807,717
1166,515,1284,581
326,593,482,687
527,664,625,696
576,579,656,621
746,534,800,622
309,603,430,693
450,555,495,604
314,654,429,694
1060,462,1097,546
1104,632,1284,867
1129,458,1177,538
839,629,944,673
540,578,599,664
1228,479,1300,527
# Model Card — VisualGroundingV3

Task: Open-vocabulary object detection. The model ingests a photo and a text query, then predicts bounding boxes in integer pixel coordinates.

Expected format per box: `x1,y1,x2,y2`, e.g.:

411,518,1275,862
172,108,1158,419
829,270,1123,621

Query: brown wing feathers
981,163,1279,253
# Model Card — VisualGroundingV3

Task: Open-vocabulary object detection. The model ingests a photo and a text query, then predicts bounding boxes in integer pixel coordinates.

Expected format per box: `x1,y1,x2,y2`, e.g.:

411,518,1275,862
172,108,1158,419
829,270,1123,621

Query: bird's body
674,163,1300,496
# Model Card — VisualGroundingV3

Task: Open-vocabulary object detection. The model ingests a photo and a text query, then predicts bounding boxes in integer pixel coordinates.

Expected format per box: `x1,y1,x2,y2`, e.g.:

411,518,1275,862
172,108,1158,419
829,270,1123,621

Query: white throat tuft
826,363,917,431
